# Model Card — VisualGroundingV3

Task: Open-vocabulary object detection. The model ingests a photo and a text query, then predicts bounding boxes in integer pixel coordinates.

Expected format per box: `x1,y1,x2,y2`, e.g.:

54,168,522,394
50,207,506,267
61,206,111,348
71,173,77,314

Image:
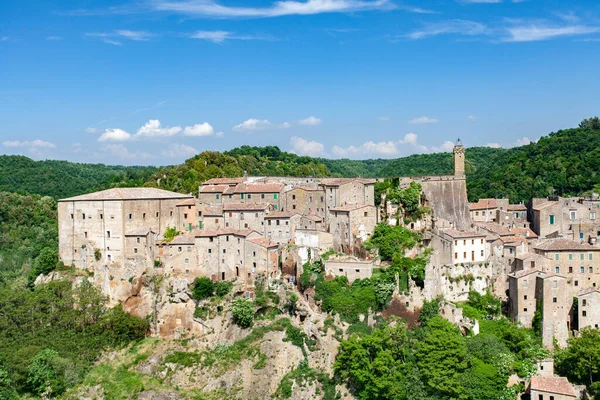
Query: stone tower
453,139,465,176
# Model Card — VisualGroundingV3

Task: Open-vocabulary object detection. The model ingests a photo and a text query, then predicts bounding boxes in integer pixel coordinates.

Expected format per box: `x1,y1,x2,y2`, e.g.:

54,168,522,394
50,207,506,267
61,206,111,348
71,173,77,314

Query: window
71,213,73,219
178,247,182,252
216,194,220,199
463,240,466,245
209,237,214,242
553,297,557,303
454,240,458,246
523,279,528,287
100,213,103,219
255,213,258,218
208,249,212,254
129,214,132,219
590,253,594,260
471,239,475,245
247,194,252,199
82,213,86,219
524,295,528,300
261,194,265,199
592,212,597,220
134,248,138,254
223,249,226,254
170,211,173,216
569,253,574,260
463,252,467,259
185,258,189,264
184,213,188,219
188,246,191,252
549,215,555,224
268,220,272,225
156,212,159,217
107,231,111,238
276,220,280,226
570,210,577,220
454,253,458,260
555,253,560,260
581,232,585,239
240,213,245,220
215,219,218,223
590,267,594,273
226,236,229,242
569,266,573,273
575,280,579,286
481,239,484,244
583,311,587,317
136,237,140,243
475,211,479,216
143,213,146,219
240,193,245,199
292,194,296,200
583,299,587,306
481,250,484,257
555,266,560,273
581,266,586,273
228,194,232,199
84,231,88,238
581,253,585,260
553,280,558,288
524,308,528,312
292,205,296,210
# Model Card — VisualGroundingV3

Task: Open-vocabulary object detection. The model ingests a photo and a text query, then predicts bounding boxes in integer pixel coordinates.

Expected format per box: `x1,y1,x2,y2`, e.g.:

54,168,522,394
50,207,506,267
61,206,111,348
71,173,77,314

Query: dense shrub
232,298,254,328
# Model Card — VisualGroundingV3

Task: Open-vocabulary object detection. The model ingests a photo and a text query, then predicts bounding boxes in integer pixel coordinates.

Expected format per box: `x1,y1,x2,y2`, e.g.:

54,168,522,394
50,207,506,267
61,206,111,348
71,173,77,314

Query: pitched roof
199,185,228,193
532,201,557,211
579,288,600,297
529,376,576,397
469,199,498,210
125,228,155,236
163,234,195,245
330,204,374,212
202,205,223,216
176,198,196,206
301,214,323,222
264,211,301,219
509,269,542,279
508,203,528,211
533,238,599,252
515,252,547,263
203,177,244,185
319,178,356,186
233,183,283,194
59,188,192,202
443,229,486,239
509,227,538,239
286,185,322,192
475,222,512,236
247,237,279,248
222,203,270,211
194,228,256,238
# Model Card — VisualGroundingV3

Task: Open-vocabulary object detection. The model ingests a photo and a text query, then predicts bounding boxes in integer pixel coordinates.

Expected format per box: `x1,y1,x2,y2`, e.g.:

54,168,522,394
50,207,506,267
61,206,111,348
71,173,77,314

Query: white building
442,229,488,265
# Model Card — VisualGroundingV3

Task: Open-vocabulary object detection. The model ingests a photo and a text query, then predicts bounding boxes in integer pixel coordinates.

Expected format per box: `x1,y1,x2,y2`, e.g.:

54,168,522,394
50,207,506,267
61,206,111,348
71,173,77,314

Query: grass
274,361,337,400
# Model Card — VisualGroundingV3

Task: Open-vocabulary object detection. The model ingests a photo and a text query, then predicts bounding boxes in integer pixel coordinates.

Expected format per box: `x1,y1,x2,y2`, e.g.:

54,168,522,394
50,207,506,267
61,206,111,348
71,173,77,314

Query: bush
94,249,101,261
214,280,233,297
192,277,214,300
231,298,254,328
27,349,67,396
29,247,58,283
163,226,180,242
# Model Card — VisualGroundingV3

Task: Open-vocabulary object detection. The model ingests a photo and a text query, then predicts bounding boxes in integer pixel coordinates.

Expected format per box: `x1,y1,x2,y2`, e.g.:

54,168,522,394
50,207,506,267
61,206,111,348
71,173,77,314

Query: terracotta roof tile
247,237,279,248
203,177,244,185
475,222,512,236
330,204,374,212
222,203,270,211
176,198,196,206
264,211,300,219
508,203,527,211
443,229,486,239
202,205,223,216
469,199,498,210
533,239,599,252
529,376,576,397
199,185,229,193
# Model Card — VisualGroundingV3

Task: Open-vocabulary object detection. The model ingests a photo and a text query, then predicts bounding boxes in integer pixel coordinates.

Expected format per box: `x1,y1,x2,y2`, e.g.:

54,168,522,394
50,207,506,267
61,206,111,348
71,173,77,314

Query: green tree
27,349,66,396
0,366,19,400
579,116,600,130
214,280,233,297
231,298,254,328
365,224,419,261
163,226,180,242
192,277,214,300
555,327,600,386
29,247,58,283
416,316,468,398
418,298,440,327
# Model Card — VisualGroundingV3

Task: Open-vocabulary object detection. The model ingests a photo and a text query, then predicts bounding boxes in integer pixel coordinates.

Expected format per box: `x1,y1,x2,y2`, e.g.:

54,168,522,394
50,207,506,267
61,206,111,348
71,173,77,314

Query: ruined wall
323,260,373,283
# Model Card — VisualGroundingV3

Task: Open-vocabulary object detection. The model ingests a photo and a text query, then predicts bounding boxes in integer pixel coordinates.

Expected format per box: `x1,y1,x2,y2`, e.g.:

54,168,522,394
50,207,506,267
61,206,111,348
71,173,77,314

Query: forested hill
0,155,157,199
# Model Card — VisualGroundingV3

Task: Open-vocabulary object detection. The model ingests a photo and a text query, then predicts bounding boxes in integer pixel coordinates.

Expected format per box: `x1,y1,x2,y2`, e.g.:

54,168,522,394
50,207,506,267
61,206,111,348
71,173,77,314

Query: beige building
58,188,193,269
323,259,373,283
199,185,229,205
508,269,540,327
442,229,488,265
532,196,600,243
264,211,302,244
320,178,375,223
469,198,508,223
528,376,577,400
578,288,600,330
221,183,283,209
176,198,199,232
281,186,326,217
200,205,224,230
223,203,272,232
329,204,377,250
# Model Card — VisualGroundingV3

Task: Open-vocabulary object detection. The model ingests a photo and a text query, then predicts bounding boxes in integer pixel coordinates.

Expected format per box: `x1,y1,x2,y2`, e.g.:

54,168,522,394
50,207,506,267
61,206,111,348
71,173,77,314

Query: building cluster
58,176,377,291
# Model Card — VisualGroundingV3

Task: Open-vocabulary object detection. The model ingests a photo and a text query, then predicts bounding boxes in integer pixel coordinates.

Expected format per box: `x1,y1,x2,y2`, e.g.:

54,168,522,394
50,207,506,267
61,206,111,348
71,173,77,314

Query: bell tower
453,138,465,176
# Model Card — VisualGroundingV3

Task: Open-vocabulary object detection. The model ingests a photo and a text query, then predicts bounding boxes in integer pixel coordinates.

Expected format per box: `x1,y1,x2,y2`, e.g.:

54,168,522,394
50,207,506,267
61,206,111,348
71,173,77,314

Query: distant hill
3,124,600,203
0,155,157,199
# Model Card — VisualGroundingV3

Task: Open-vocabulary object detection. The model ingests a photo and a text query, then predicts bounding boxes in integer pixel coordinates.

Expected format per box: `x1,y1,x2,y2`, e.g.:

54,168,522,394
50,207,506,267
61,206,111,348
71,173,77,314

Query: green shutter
274,193,278,199
549,215,555,224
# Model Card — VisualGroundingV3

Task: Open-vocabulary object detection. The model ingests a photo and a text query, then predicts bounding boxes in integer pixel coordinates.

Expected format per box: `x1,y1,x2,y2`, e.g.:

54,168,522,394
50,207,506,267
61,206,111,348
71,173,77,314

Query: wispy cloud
0,36,10,41
161,143,198,158
502,24,599,42
407,19,488,40
331,133,455,159
189,30,274,43
298,116,322,126
468,115,477,121
3,139,56,148
409,116,438,124
45,36,63,41
84,30,153,45
152,0,394,18
233,116,322,131
290,136,327,157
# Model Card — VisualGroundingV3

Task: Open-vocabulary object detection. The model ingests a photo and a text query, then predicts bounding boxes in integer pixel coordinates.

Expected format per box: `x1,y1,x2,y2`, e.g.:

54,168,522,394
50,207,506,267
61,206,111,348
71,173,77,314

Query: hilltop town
47,140,600,399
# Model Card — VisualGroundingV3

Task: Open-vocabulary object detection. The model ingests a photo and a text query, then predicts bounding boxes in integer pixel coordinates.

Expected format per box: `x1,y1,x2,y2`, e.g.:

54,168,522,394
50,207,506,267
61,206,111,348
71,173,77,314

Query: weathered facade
323,259,373,283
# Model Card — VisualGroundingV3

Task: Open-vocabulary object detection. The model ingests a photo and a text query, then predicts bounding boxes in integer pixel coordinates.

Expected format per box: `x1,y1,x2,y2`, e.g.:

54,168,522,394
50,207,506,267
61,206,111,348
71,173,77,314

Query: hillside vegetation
0,155,157,199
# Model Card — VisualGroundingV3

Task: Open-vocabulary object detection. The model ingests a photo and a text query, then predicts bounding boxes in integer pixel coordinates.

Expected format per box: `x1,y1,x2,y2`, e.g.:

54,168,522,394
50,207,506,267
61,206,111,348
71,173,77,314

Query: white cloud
153,0,394,18
3,139,56,148
407,19,488,40
161,144,198,158
102,144,153,160
409,116,439,124
98,128,132,141
233,118,275,131
183,122,214,136
290,136,326,157
115,30,152,41
298,116,322,126
190,30,273,43
215,131,224,137
468,115,477,121
430,141,455,153
503,24,599,42
85,30,152,45
85,127,99,133
555,11,580,23
331,133,429,158
136,119,182,137
514,137,532,146
486,142,502,148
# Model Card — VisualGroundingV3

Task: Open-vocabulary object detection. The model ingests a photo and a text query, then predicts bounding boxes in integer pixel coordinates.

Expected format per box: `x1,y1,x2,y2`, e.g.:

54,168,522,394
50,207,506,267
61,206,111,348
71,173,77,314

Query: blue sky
1,0,600,165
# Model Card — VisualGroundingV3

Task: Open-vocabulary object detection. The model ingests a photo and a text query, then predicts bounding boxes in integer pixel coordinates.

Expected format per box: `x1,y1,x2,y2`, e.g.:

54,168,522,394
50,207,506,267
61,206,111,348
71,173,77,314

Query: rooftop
469,198,499,210
199,185,229,194
247,237,279,248
330,204,373,212
233,183,283,194
533,238,599,252
320,178,375,186
202,205,223,216
125,228,155,236
532,201,557,211
579,288,600,297
443,229,486,239
176,198,196,207
508,203,528,211
194,228,256,238
222,203,270,211
529,376,576,397
60,187,192,202
475,222,513,236
202,177,245,185
264,211,300,219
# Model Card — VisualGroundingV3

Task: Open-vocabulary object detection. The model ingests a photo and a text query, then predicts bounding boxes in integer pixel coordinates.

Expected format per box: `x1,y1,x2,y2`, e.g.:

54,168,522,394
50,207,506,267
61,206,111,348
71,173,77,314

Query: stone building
328,204,377,251
202,177,245,186
577,288,600,330
320,178,375,225
323,259,373,283
264,211,302,244
58,188,193,269
294,229,334,266
156,233,196,276
532,239,600,296
453,139,465,176
244,237,279,283
176,198,199,232
198,185,228,205
222,203,272,232
528,376,577,400
200,205,224,230
532,196,600,243
281,185,326,218
469,198,508,223
508,269,540,327
221,183,283,209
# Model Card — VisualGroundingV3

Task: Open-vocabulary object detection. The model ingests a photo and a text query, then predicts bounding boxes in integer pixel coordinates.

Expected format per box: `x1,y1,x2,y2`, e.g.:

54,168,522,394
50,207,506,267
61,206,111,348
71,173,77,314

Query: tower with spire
453,138,465,176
